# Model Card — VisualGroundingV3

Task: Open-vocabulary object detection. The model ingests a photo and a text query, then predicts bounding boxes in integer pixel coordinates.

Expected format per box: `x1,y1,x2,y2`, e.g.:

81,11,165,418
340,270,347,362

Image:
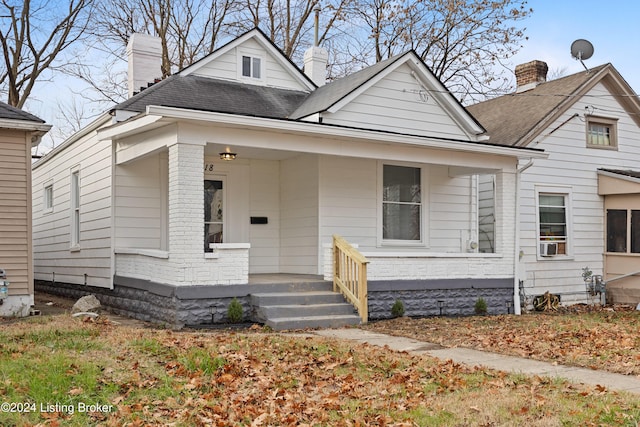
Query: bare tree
229,0,350,63
345,0,532,102
0,0,94,108
89,0,239,77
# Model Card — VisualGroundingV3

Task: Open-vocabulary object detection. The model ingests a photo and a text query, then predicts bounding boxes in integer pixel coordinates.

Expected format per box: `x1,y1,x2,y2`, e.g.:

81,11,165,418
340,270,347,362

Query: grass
0,314,638,426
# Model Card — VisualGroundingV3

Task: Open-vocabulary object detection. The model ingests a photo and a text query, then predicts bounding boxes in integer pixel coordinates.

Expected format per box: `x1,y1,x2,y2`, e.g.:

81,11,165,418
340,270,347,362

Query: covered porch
96,106,545,324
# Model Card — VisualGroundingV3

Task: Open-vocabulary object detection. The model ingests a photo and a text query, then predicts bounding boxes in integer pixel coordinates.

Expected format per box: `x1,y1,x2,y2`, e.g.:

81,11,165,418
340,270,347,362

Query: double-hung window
537,190,570,257
382,164,422,243
239,53,263,81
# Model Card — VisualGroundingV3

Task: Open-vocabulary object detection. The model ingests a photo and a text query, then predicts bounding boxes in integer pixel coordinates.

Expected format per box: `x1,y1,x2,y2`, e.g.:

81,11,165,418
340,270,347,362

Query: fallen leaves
366,307,640,376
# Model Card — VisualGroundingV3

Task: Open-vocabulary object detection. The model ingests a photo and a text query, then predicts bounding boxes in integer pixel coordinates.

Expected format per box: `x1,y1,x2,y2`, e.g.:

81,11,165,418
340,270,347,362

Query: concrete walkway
314,328,640,395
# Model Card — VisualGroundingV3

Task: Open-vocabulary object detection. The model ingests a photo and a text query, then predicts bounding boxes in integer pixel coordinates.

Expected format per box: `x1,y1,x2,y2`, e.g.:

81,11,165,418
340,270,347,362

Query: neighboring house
0,101,50,316
469,60,640,306
32,29,543,327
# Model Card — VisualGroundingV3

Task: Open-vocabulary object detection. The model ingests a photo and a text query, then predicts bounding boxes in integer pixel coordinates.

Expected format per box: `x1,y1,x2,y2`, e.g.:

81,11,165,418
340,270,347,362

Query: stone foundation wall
35,276,253,328
36,275,516,327
368,278,514,319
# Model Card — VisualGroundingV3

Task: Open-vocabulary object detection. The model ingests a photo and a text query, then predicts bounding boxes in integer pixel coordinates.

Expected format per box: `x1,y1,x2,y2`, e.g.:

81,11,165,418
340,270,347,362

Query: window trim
535,186,573,260
70,166,81,251
237,50,265,83
586,115,618,150
43,180,54,214
377,161,428,247
204,175,226,253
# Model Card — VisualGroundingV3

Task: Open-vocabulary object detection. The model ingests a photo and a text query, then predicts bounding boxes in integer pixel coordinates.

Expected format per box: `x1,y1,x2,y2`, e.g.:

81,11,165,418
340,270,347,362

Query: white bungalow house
0,101,50,316
469,60,640,307
32,29,544,327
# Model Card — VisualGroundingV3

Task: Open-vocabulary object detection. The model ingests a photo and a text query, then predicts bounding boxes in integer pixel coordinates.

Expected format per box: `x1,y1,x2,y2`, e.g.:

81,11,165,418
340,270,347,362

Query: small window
71,170,80,248
587,116,617,149
241,55,262,79
538,193,568,255
44,183,53,212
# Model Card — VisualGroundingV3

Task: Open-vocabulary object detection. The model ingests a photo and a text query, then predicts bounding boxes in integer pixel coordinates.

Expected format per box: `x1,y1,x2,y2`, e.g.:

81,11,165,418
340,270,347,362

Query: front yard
1,310,639,426
364,304,640,376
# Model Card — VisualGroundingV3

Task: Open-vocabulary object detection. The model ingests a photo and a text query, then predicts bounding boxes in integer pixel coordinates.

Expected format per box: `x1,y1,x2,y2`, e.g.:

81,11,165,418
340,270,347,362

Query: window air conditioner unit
540,242,558,257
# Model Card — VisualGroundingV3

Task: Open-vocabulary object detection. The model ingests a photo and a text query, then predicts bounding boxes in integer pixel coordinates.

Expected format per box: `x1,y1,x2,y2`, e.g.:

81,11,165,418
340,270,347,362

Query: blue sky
28,1,640,150
509,1,640,92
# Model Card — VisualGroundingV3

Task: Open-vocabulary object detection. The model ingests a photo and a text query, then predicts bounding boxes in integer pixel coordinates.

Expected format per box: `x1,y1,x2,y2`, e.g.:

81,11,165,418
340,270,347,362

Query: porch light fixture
219,151,237,161
437,300,445,316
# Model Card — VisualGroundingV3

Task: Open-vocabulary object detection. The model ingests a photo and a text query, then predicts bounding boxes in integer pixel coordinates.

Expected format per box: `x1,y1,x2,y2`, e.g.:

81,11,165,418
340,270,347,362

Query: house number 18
204,164,215,172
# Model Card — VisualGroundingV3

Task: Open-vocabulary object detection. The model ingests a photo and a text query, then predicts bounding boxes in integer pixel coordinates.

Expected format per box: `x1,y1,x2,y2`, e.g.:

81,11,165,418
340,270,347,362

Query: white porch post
494,169,519,310
168,141,204,281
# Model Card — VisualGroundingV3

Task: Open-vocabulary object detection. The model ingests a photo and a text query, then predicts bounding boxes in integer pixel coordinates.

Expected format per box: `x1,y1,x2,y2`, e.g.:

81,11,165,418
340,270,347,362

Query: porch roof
113,74,310,119
100,105,547,166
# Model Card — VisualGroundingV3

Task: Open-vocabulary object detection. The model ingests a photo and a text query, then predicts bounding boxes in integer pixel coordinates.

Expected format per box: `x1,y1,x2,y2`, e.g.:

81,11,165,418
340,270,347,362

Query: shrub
474,297,488,315
391,299,405,318
227,298,243,323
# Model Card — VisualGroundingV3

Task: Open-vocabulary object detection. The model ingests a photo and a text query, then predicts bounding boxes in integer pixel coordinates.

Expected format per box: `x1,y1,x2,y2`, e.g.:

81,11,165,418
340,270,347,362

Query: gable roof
114,74,309,119
0,101,45,123
289,54,406,119
180,27,316,91
290,50,486,137
467,63,640,147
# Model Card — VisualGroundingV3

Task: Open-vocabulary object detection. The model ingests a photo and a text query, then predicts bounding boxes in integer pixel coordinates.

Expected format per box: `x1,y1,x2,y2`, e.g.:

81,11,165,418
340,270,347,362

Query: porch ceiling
204,143,300,161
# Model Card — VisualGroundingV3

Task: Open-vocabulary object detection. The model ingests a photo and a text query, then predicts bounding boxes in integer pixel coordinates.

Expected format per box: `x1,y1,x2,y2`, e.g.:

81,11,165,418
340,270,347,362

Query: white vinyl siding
318,156,480,255
0,129,32,294
321,63,471,139
280,154,319,274
248,159,280,273
518,81,640,300
32,120,113,288
114,152,167,251
192,38,308,91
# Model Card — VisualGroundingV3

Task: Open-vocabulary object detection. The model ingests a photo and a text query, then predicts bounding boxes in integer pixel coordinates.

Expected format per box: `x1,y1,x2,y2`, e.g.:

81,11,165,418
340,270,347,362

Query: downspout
513,158,534,315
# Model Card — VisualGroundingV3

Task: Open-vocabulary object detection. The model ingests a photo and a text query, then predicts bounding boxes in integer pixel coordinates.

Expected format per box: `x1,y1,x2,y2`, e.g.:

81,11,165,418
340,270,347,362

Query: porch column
168,142,204,270
494,169,517,262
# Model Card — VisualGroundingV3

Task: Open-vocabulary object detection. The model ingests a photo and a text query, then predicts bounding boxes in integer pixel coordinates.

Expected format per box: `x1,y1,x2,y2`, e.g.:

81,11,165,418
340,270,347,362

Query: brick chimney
515,60,548,93
127,33,162,98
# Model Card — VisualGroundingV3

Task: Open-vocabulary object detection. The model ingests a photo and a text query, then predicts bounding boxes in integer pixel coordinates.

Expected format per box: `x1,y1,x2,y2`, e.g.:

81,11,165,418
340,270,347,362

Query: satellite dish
571,39,594,60
571,39,594,72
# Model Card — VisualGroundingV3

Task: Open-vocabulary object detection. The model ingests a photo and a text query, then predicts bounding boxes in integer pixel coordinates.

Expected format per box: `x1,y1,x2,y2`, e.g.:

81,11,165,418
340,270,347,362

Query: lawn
1,314,639,426
364,304,640,376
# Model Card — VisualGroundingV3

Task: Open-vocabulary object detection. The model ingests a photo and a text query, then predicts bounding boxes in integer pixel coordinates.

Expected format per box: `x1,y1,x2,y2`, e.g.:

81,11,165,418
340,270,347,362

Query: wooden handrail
333,234,369,323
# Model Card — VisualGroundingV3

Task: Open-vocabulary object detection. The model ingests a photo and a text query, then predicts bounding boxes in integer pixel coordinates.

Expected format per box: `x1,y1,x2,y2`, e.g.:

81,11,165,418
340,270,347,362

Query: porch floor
248,273,326,285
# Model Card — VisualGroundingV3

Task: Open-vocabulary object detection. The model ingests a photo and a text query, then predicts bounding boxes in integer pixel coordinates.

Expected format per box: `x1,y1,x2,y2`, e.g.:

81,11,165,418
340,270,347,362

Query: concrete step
250,291,346,306
256,302,358,320
250,286,362,330
265,314,361,331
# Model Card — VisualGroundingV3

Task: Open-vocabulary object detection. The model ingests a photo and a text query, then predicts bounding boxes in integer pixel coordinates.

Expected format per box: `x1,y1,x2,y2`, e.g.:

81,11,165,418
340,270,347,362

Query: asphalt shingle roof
0,101,45,123
289,54,406,119
467,64,609,146
115,74,310,119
